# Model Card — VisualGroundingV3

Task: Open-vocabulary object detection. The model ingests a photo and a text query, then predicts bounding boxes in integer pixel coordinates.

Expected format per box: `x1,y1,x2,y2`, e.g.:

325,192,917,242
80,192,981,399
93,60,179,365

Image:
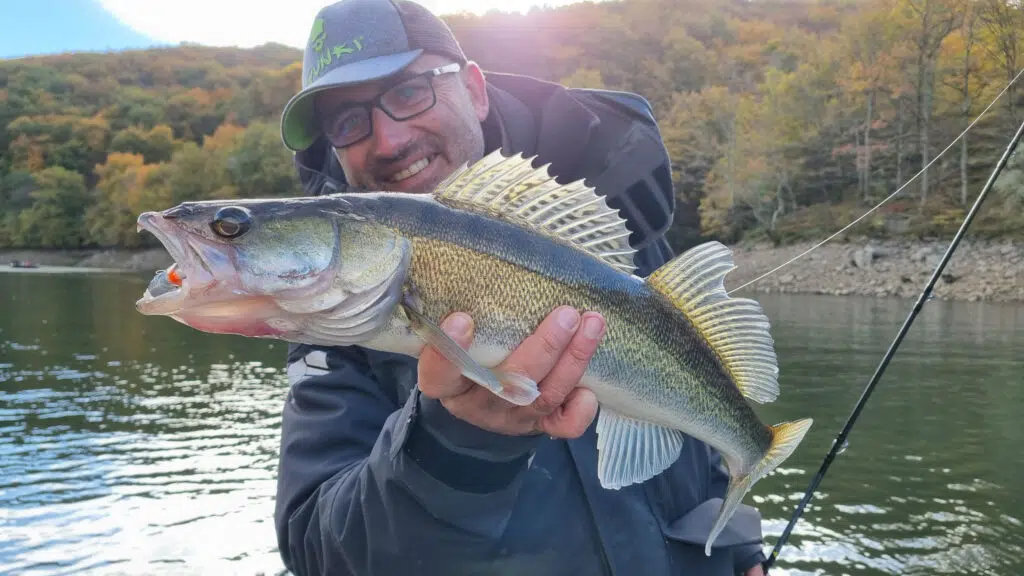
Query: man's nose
370,107,414,157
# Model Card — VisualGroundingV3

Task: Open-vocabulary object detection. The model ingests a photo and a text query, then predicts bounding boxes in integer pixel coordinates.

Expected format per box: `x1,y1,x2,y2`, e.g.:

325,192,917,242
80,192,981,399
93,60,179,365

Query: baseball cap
280,0,468,152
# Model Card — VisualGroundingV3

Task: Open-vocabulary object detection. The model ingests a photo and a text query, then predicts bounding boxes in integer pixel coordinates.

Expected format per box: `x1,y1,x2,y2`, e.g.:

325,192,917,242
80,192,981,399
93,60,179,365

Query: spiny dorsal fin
647,241,779,404
432,148,637,274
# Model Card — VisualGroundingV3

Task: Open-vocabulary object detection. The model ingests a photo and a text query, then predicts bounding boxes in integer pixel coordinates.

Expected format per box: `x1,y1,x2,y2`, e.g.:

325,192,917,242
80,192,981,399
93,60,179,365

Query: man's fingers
530,312,605,415
497,306,580,386
539,387,599,439
417,312,475,400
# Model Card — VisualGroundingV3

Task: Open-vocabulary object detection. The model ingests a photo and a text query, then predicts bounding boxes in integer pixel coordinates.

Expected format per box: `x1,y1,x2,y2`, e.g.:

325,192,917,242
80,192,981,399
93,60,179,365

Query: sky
0,0,596,59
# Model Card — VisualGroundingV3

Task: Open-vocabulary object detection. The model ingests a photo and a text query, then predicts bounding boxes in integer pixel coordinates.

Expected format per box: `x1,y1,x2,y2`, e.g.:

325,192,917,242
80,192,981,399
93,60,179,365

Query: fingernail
556,306,580,330
583,315,604,339
444,313,472,337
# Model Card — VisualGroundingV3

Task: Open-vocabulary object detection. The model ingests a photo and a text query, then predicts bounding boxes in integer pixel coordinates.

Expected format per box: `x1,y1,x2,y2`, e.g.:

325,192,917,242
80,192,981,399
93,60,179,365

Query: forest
1,0,1022,252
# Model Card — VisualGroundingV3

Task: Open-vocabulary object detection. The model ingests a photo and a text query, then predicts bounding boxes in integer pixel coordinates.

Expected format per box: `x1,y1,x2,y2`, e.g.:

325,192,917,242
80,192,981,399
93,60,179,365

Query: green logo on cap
305,16,366,84
309,18,327,52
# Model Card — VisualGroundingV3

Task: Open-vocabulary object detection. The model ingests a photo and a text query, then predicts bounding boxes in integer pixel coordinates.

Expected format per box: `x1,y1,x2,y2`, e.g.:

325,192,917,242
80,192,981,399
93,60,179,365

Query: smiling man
274,1,768,575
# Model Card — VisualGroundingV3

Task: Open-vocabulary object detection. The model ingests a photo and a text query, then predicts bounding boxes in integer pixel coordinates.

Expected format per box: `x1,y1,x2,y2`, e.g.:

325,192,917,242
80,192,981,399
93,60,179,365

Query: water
2,272,1022,575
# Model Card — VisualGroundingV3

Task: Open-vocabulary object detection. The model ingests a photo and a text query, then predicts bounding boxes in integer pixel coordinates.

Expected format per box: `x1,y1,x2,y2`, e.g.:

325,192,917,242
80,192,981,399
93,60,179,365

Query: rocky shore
1,248,173,272
727,238,1024,303
4,238,1023,302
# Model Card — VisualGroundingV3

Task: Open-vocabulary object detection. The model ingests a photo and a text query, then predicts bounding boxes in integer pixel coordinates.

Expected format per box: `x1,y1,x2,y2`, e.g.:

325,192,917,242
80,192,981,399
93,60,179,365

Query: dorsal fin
647,241,779,404
431,149,637,274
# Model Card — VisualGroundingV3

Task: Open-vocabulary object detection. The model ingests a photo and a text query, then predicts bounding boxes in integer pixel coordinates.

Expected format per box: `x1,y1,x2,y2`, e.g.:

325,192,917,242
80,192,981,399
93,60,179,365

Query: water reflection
2,274,1022,575
751,293,1023,576
2,273,289,575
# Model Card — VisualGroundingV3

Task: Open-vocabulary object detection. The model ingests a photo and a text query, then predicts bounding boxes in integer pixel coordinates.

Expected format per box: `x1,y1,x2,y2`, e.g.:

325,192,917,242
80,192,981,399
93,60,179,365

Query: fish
134,148,813,555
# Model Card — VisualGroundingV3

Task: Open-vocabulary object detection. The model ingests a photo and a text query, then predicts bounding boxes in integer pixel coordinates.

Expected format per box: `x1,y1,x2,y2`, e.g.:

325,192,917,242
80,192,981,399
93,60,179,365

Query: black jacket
275,71,766,576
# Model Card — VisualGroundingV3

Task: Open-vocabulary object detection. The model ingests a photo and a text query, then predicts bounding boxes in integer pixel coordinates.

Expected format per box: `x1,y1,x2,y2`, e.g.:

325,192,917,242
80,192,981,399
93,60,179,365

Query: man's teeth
390,157,430,182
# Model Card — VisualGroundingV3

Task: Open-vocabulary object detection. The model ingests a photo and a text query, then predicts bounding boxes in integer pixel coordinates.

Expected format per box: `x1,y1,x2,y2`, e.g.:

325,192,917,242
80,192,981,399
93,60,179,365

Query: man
274,1,768,575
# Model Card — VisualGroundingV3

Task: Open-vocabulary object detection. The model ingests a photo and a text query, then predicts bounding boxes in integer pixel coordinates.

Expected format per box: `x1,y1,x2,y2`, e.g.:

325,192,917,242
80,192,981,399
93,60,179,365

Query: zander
135,149,813,554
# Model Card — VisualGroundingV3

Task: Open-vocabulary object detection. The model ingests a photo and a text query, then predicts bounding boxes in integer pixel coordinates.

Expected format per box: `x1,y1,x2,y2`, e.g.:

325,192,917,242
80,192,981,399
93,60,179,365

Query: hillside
1,0,1022,253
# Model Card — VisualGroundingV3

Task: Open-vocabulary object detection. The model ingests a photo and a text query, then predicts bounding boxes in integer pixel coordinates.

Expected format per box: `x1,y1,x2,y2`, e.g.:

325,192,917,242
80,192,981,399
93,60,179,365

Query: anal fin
596,408,685,489
401,303,540,406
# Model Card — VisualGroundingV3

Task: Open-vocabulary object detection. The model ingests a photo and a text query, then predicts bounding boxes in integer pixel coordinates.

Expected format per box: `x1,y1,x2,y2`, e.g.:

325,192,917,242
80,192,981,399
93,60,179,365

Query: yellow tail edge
704,418,814,556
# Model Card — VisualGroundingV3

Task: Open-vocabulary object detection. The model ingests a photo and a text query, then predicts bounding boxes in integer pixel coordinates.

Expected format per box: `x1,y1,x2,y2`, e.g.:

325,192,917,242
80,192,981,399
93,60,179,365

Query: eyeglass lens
325,75,436,147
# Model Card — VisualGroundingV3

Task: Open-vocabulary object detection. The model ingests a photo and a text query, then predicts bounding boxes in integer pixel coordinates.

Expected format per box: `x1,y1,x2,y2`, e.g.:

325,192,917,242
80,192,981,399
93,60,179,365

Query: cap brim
280,49,424,152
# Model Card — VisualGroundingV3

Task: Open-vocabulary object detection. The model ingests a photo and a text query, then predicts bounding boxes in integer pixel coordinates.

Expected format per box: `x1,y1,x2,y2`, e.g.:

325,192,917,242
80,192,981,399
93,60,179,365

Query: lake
1,271,1022,575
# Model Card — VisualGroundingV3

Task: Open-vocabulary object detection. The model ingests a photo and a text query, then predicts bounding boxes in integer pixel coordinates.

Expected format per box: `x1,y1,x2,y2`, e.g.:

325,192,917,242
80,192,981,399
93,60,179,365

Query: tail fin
704,418,814,556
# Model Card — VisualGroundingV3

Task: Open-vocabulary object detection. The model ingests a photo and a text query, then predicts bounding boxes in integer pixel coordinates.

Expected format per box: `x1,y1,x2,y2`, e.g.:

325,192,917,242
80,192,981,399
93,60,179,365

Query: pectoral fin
595,408,685,489
401,303,540,406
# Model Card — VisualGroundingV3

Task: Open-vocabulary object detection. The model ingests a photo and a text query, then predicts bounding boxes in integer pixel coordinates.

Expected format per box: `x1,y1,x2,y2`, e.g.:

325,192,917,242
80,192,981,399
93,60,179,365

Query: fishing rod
763,115,1024,574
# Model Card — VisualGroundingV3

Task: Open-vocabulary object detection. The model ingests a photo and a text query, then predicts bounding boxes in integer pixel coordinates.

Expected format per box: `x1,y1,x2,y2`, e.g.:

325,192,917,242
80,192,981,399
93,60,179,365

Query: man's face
314,54,489,194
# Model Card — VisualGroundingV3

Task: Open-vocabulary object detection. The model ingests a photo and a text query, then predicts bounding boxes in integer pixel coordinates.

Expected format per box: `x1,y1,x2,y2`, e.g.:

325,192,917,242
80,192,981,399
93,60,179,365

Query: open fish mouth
134,211,222,316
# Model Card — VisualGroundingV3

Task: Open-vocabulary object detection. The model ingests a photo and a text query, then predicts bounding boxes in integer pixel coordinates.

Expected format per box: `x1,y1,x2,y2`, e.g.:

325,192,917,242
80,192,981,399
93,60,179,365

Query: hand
417,305,605,438
745,564,766,576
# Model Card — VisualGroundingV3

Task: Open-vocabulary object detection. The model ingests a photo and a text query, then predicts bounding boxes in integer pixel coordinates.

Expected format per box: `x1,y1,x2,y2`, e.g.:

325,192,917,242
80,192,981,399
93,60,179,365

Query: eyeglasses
318,62,463,149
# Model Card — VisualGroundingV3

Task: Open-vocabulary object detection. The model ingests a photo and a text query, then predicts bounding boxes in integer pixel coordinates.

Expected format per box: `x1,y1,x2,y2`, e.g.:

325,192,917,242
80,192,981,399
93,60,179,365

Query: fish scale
134,148,813,555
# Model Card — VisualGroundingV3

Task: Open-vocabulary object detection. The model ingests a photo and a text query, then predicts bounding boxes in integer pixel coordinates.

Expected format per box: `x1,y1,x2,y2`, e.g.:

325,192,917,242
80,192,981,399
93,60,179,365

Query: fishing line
762,115,1024,574
728,65,1024,295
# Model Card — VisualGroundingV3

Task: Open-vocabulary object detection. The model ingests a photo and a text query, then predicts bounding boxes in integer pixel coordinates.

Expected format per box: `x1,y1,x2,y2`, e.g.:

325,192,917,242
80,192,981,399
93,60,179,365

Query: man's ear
462,61,489,122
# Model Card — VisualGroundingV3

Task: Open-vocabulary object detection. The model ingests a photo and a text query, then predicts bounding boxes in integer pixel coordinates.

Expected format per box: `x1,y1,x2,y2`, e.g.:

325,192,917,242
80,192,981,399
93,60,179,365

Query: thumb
417,312,475,399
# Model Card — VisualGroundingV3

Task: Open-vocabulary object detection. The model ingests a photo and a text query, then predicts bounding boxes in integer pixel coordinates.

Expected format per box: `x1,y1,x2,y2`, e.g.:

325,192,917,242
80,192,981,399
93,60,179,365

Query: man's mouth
385,155,433,184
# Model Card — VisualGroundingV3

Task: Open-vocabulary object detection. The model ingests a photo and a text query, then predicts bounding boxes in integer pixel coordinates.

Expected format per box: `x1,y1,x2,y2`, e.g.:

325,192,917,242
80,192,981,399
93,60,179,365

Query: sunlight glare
98,0,600,49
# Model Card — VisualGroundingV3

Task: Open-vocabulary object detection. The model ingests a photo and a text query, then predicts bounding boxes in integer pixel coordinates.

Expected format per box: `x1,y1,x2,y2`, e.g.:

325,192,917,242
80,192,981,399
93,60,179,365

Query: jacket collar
482,72,600,180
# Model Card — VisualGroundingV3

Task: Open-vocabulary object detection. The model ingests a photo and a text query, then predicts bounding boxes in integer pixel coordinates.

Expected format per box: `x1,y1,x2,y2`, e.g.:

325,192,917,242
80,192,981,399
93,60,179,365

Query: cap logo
305,16,366,84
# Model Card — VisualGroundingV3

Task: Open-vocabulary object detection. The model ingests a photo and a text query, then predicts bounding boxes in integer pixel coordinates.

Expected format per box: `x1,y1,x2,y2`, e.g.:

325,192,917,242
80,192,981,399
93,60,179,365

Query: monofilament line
727,65,1024,296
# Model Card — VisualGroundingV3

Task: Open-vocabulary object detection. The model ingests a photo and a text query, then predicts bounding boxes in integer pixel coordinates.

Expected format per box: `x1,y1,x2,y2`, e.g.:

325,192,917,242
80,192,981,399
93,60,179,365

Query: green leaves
1,0,1021,250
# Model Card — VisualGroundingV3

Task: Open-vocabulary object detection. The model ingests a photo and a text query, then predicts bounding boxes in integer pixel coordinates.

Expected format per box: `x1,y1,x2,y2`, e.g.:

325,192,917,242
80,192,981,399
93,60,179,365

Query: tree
901,0,961,208
14,167,90,248
978,0,1022,123
85,153,165,247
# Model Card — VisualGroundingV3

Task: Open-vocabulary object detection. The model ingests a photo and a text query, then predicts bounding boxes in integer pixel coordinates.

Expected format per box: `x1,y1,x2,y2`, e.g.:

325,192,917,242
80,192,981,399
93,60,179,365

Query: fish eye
210,206,252,239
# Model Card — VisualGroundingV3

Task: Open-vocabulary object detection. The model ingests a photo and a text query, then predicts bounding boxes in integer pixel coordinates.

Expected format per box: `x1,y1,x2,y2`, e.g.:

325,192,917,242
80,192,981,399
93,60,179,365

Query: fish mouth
134,211,230,316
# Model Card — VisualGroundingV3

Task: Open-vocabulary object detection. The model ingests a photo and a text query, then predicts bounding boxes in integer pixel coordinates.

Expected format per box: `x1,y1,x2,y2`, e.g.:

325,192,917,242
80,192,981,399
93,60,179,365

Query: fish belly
583,346,771,477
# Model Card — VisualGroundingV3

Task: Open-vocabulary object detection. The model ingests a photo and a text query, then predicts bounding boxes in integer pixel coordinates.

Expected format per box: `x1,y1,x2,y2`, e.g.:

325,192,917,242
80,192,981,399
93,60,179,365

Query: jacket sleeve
274,343,546,576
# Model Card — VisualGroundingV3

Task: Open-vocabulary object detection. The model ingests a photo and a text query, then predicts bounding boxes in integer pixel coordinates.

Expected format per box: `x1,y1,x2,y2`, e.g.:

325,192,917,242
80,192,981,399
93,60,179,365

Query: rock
912,247,932,263
853,246,875,269
780,274,795,284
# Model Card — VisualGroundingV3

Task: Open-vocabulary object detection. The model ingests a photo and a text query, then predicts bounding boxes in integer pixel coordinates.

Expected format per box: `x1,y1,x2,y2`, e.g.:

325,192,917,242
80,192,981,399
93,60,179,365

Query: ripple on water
3,288,1024,575
1,347,289,575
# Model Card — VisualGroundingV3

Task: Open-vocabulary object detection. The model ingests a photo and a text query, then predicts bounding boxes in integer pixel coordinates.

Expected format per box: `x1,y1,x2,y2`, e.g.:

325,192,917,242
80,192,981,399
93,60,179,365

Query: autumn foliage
1,0,1022,251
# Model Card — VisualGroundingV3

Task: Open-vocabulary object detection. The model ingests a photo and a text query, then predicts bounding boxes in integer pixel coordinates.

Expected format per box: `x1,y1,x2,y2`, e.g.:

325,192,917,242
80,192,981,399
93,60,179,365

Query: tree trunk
915,3,930,209
855,129,863,201
945,1,979,206
896,94,905,188
865,89,874,202
919,58,931,210
960,14,974,206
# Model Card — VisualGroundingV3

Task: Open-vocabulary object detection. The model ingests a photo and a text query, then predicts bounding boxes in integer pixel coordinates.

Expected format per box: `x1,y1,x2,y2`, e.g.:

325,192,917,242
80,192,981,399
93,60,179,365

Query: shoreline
725,238,1023,303
3,239,1023,302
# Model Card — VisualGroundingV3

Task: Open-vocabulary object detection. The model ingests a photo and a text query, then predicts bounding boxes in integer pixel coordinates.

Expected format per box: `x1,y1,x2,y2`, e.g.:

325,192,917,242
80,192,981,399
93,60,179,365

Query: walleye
135,149,813,554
